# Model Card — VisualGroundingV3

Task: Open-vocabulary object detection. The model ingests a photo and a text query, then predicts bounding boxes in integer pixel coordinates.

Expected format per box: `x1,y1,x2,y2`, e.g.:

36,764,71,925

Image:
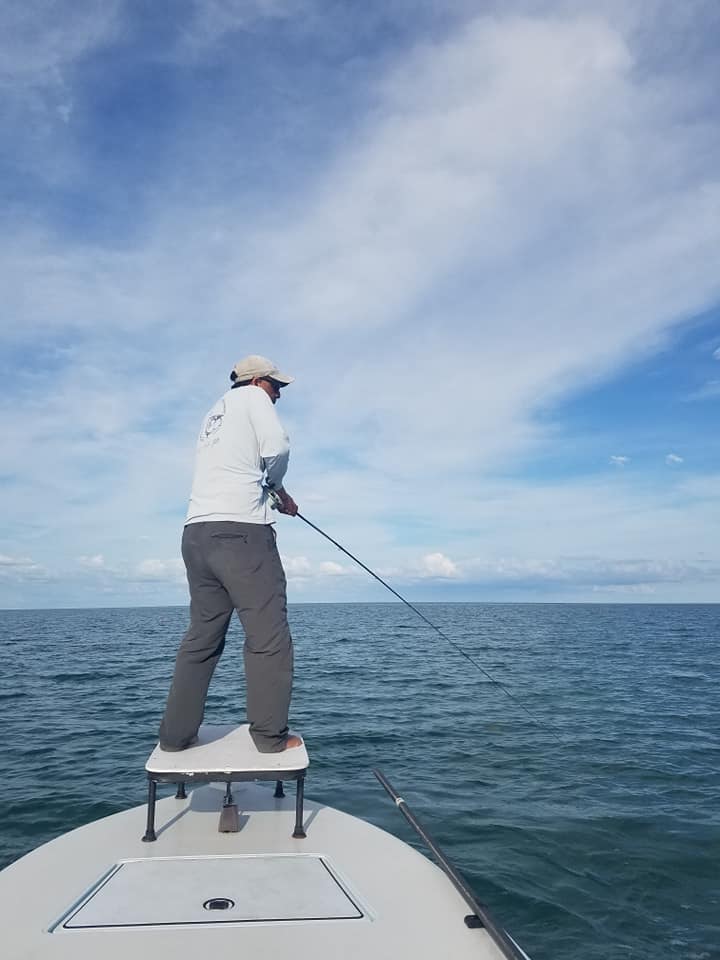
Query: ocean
1,602,718,959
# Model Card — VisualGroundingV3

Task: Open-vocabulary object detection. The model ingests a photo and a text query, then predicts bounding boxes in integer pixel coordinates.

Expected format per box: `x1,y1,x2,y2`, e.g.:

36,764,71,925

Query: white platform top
146,724,309,775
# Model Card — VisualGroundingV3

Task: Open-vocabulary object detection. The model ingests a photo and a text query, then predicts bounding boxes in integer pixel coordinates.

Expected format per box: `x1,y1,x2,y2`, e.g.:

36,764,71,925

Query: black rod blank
373,769,529,960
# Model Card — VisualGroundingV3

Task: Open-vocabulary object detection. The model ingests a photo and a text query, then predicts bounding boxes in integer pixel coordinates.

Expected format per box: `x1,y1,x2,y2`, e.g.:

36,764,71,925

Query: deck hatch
57,854,364,929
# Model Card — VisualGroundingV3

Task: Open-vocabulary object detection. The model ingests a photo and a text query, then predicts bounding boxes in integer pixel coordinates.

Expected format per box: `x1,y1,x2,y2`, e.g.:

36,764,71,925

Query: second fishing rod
266,486,536,723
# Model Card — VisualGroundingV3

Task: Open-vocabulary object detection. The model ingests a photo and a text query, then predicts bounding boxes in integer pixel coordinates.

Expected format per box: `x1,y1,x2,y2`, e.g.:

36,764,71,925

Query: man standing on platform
159,355,302,753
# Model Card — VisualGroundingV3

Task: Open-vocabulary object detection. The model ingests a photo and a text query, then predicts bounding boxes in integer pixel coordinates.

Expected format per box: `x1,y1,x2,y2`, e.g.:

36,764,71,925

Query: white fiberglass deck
1,782,519,960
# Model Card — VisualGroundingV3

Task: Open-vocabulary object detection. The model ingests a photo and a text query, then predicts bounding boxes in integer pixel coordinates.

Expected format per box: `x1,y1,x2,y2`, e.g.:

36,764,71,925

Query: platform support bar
142,779,157,842
293,776,306,839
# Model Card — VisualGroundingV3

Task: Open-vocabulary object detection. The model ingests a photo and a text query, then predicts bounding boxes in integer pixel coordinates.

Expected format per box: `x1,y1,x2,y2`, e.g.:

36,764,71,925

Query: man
159,355,302,753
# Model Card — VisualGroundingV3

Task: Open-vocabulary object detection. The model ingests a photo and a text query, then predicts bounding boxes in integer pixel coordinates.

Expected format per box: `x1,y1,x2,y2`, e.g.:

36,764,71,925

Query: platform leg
292,776,306,839
175,782,187,799
142,779,157,842
274,780,285,798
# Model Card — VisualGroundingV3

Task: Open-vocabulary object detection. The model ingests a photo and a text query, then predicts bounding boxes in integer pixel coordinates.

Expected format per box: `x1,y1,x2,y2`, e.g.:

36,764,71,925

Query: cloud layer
1,1,719,606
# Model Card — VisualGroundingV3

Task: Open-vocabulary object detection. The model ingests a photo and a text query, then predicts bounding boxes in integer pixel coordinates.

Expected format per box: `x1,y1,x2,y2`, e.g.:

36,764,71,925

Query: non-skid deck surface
146,724,308,775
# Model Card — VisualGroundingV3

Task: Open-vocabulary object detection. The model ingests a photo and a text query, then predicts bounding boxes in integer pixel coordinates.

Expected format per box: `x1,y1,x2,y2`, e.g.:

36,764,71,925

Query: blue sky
1,0,719,607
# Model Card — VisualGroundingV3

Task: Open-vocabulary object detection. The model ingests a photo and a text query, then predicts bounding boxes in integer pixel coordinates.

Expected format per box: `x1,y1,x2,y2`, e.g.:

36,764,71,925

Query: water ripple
1,602,718,960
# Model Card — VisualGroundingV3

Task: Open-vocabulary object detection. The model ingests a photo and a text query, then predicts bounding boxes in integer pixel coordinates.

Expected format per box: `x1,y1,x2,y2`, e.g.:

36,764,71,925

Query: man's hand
275,488,299,516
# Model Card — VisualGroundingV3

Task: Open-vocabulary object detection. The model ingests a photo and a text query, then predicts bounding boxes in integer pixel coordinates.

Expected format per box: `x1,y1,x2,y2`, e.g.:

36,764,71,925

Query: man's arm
247,388,298,514
248,388,290,485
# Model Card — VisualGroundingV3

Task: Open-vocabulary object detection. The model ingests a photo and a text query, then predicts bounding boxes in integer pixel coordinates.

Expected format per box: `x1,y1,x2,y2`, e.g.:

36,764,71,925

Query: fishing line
269,490,537,723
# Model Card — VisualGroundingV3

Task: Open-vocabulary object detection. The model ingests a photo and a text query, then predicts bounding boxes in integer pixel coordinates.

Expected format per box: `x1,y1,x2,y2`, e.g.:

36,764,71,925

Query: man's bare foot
284,734,303,750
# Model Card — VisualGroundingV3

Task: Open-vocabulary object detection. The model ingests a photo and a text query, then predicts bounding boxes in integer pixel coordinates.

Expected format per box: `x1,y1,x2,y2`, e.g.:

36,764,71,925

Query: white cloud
685,379,720,401
282,556,313,579
713,347,720,360
610,455,631,466
1,3,720,605
134,558,185,582
460,555,715,587
216,9,720,479
281,556,351,580
665,453,684,464
0,554,31,567
0,553,48,580
78,554,105,568
420,552,460,579
592,583,657,595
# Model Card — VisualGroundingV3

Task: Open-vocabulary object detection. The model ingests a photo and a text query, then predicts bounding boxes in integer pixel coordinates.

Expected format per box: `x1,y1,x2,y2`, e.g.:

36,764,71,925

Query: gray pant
159,521,294,753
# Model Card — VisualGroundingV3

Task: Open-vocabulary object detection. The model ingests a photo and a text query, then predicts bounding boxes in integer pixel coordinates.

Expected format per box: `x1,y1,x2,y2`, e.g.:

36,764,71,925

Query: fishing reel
264,485,283,510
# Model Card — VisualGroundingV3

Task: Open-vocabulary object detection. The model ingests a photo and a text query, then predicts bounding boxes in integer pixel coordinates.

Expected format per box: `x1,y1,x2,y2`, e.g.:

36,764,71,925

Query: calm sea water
1,603,718,959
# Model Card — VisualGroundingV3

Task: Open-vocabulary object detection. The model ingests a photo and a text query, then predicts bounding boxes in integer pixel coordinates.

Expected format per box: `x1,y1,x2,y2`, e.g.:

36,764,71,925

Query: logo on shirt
202,399,225,441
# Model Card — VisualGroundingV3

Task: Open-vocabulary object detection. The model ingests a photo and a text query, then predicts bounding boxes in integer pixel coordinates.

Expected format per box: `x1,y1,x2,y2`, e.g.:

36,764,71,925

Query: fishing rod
374,769,530,960
267,487,537,723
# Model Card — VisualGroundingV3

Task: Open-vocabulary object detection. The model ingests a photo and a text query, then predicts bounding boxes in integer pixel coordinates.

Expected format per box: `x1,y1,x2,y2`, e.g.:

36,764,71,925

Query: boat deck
2,780,512,959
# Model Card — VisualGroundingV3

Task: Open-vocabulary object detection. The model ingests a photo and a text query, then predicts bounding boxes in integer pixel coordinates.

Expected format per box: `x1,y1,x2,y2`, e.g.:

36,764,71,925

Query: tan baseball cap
230,355,294,385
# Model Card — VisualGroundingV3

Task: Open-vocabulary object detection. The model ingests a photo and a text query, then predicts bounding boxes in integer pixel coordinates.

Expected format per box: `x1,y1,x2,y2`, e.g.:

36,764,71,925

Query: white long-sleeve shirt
185,385,290,525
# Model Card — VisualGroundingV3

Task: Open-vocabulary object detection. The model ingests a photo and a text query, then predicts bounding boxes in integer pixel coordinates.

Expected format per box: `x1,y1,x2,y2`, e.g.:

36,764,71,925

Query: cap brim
273,372,294,385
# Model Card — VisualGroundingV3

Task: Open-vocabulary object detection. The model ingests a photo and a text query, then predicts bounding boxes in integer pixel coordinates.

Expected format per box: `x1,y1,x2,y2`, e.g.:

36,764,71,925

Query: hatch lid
55,854,364,930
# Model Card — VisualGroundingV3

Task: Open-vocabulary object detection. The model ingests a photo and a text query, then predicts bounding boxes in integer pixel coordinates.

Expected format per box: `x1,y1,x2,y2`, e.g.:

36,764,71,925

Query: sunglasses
260,377,284,392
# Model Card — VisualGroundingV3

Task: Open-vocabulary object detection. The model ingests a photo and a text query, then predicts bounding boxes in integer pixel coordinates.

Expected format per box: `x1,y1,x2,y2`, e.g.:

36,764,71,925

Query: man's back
186,385,290,525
